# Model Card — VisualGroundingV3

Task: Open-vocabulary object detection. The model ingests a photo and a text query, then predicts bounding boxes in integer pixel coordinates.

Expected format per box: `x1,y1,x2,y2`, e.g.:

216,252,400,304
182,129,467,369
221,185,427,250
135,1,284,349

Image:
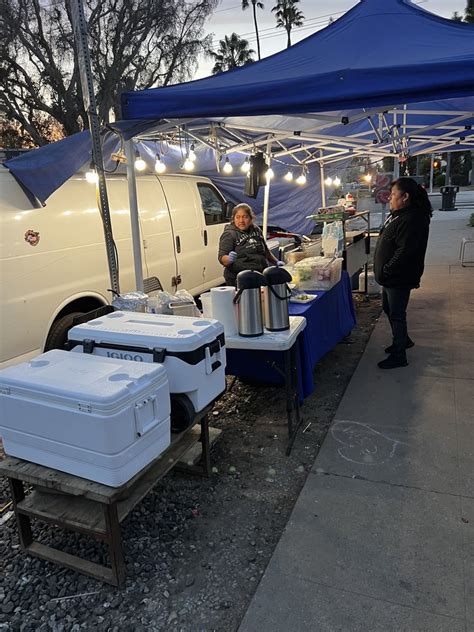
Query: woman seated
218,203,283,286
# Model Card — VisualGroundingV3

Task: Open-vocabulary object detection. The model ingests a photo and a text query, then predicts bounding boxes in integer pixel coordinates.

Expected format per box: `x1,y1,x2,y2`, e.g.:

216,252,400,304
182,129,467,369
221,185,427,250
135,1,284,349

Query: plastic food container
295,257,343,291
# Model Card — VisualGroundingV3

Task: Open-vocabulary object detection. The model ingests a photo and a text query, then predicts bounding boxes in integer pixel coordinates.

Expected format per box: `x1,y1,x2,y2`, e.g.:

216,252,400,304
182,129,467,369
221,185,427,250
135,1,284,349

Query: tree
241,0,264,61
0,0,217,146
465,0,474,22
271,0,304,48
211,33,255,74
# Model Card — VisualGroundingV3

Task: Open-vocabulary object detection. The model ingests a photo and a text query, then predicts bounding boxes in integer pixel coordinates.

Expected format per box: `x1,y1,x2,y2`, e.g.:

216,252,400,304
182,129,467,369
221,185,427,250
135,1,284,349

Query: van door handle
176,235,181,253
203,230,208,246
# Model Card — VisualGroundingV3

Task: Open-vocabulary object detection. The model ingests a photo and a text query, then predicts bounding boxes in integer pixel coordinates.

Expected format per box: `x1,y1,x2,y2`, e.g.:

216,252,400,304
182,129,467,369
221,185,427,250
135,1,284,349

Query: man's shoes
378,355,408,370
384,339,414,354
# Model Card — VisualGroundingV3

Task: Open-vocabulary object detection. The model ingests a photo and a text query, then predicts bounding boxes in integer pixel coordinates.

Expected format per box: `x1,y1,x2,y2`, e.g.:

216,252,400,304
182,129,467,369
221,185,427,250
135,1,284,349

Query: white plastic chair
459,237,474,267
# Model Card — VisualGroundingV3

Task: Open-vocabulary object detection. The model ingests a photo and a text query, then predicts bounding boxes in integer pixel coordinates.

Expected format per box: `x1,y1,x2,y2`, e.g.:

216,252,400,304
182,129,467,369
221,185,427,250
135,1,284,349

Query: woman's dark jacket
218,224,269,286
374,205,430,289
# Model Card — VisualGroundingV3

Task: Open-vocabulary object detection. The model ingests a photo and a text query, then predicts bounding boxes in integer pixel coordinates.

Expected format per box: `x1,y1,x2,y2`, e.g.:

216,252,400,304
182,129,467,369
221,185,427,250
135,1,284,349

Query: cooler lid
68,312,224,351
263,266,292,285
0,350,167,411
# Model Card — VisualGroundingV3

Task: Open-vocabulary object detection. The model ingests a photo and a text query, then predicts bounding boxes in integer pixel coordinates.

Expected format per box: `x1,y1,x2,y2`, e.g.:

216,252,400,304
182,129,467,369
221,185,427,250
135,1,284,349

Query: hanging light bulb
333,176,341,187
296,170,307,186
241,157,251,173
223,157,233,174
134,149,146,171
189,144,197,162
155,154,167,174
266,167,274,180
324,176,333,187
183,155,195,171
364,173,372,183
85,163,98,184
284,170,293,182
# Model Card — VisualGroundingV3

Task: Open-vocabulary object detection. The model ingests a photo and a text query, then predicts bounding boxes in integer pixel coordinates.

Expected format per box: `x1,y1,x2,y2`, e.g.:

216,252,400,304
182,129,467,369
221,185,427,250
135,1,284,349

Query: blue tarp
122,0,474,120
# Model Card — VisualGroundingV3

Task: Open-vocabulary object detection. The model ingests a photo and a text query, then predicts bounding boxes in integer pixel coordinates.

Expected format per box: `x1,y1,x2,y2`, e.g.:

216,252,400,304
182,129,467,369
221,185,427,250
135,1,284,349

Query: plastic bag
322,221,344,257
147,289,200,317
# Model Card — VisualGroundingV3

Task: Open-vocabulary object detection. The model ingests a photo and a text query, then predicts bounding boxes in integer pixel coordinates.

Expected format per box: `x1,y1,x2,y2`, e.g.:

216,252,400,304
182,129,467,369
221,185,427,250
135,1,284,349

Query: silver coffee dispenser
262,266,292,331
233,270,266,337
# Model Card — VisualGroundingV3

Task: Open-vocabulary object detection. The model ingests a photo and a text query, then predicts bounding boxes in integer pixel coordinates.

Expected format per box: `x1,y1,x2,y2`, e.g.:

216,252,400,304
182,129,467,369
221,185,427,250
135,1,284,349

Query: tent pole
124,139,144,292
320,152,326,207
429,153,434,193
262,138,272,238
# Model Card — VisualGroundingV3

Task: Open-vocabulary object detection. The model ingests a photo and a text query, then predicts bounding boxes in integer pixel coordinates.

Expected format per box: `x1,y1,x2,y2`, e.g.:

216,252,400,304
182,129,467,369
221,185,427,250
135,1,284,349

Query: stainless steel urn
262,266,292,331
233,270,266,337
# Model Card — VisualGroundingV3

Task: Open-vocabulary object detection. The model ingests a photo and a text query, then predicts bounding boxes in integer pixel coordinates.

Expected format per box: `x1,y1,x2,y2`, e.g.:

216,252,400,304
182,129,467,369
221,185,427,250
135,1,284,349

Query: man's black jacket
374,205,430,289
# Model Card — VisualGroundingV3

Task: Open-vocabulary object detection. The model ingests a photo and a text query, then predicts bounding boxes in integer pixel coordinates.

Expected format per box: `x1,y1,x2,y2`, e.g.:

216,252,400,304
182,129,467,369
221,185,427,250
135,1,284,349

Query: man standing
374,177,432,369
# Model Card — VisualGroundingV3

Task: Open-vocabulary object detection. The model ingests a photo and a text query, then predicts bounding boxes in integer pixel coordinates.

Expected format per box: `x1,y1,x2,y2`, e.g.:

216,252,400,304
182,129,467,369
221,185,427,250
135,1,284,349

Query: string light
183,155,195,171
223,157,233,174
85,163,98,184
189,144,197,162
155,154,167,174
324,176,333,186
364,173,372,182
266,167,274,180
241,157,251,173
333,176,341,187
284,170,294,182
134,149,146,171
296,169,307,185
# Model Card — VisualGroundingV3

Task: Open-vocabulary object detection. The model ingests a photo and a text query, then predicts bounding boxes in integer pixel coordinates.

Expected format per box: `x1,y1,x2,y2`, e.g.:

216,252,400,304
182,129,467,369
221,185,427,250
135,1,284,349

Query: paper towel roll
211,286,237,335
200,292,213,318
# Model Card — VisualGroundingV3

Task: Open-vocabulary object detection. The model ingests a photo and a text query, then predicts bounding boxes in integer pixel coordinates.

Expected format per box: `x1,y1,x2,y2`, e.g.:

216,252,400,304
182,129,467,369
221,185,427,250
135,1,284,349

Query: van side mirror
224,201,233,220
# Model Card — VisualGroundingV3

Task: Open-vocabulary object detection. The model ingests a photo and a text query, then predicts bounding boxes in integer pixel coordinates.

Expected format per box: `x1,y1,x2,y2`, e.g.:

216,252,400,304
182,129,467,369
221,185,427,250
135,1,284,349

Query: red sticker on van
24,230,40,246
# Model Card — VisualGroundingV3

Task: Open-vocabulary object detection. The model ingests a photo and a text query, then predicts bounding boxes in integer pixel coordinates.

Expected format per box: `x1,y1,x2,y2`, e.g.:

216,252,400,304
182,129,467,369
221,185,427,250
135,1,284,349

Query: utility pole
69,0,120,294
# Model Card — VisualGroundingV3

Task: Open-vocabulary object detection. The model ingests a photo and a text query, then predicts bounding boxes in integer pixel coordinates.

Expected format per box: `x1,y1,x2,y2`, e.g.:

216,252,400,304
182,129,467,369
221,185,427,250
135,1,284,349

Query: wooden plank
26,542,117,586
16,490,107,537
116,427,202,521
177,427,222,467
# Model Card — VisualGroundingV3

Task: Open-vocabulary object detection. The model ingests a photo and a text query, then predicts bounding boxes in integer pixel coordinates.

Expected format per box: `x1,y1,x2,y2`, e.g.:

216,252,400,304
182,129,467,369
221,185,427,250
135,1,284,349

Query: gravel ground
0,294,381,632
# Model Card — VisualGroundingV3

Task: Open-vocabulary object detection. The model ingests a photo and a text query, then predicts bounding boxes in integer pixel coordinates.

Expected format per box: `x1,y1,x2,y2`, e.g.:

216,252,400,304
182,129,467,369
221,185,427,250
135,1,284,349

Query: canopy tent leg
262,137,272,238
320,153,326,207
124,139,144,292
429,153,434,193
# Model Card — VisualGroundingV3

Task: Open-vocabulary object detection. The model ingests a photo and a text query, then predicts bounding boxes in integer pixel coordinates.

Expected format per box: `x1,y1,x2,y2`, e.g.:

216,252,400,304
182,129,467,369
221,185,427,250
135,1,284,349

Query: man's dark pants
382,286,411,358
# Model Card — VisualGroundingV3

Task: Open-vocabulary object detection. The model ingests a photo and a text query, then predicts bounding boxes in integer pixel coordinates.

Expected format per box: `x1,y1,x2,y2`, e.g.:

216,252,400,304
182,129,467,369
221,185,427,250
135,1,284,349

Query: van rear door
158,177,207,294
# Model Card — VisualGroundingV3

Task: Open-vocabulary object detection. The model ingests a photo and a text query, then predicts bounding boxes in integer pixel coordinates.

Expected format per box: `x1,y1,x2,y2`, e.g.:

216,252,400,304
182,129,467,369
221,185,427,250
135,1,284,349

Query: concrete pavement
238,199,474,632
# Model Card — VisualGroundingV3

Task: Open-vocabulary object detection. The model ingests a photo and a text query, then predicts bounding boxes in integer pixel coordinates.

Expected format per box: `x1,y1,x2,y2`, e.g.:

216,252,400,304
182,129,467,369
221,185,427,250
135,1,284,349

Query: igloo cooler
0,350,171,487
67,311,226,430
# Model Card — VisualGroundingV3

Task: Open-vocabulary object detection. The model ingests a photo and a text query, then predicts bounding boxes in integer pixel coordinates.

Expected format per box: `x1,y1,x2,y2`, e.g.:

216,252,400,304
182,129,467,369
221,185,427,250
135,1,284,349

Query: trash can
440,185,459,211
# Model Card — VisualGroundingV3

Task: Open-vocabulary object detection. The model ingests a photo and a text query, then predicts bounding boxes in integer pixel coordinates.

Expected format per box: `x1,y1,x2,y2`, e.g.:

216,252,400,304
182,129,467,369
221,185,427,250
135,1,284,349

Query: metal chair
460,237,474,267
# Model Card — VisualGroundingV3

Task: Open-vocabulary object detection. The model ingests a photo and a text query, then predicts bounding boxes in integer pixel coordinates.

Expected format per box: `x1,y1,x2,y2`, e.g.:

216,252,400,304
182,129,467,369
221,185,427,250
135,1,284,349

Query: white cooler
67,311,226,425
0,350,171,487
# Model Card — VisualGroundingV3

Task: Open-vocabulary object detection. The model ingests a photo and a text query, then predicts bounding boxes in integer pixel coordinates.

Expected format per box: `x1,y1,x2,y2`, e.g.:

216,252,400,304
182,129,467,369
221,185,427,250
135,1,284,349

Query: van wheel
44,312,84,352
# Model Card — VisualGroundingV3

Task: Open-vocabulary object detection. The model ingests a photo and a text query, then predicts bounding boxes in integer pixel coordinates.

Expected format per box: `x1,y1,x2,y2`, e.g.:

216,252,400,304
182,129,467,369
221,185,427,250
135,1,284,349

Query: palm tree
211,33,255,74
241,0,264,60
272,0,304,48
465,0,473,23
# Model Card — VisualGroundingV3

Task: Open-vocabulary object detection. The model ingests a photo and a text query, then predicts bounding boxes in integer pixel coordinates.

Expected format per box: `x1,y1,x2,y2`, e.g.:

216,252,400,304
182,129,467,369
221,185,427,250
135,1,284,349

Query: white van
0,168,231,368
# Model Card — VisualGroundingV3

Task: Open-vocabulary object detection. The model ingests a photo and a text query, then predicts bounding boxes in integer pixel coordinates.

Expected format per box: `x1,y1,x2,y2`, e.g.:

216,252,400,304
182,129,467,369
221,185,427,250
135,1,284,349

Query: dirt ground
0,294,382,632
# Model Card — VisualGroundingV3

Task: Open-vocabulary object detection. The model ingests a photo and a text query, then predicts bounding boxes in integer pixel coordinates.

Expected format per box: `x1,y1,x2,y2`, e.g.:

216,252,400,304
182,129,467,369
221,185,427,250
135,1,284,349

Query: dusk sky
196,0,467,77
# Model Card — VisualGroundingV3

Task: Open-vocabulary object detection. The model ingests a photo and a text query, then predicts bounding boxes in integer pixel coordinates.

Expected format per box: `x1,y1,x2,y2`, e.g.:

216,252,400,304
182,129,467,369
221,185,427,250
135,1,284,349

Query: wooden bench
0,409,214,587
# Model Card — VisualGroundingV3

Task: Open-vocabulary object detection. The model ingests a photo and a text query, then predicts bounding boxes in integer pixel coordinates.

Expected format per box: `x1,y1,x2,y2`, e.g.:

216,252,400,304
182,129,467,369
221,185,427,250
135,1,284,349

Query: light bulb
333,176,341,187
223,158,233,174
183,157,195,171
296,173,307,186
155,156,166,174
189,145,197,162
266,167,274,180
284,170,293,182
85,169,98,184
364,173,372,182
324,176,333,186
241,158,250,173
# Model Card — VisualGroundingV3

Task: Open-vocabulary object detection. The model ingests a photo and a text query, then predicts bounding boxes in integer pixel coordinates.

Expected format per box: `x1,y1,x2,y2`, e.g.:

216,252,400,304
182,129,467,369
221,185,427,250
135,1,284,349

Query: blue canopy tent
4,0,474,264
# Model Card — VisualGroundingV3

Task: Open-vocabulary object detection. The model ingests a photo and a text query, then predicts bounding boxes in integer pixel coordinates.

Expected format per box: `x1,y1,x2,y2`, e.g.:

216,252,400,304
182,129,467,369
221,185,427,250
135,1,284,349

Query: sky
195,0,468,78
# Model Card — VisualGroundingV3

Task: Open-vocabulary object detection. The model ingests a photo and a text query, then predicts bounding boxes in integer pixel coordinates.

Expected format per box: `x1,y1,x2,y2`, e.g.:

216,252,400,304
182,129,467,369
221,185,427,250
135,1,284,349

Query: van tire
44,312,84,352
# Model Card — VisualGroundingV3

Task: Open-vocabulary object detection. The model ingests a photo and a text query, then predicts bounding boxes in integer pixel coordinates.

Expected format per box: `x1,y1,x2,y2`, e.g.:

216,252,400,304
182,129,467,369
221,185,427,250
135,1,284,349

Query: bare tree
0,0,217,146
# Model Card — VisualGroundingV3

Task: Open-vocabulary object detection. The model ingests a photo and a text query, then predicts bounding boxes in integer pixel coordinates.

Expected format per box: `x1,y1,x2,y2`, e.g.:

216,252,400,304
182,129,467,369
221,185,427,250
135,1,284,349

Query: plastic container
295,257,343,291
358,270,381,294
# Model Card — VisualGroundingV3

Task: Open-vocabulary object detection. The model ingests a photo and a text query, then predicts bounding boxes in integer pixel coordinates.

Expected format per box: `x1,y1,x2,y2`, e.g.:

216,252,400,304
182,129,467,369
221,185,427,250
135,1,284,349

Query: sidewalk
239,205,474,632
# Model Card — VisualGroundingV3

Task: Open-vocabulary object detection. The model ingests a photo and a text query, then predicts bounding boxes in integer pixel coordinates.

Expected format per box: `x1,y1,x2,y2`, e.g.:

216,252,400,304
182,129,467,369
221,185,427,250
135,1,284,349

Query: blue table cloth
225,271,356,399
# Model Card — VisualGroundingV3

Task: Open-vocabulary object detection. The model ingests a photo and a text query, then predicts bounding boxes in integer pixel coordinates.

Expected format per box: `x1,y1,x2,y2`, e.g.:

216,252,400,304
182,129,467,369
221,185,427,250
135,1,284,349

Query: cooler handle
204,344,223,375
134,395,160,437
